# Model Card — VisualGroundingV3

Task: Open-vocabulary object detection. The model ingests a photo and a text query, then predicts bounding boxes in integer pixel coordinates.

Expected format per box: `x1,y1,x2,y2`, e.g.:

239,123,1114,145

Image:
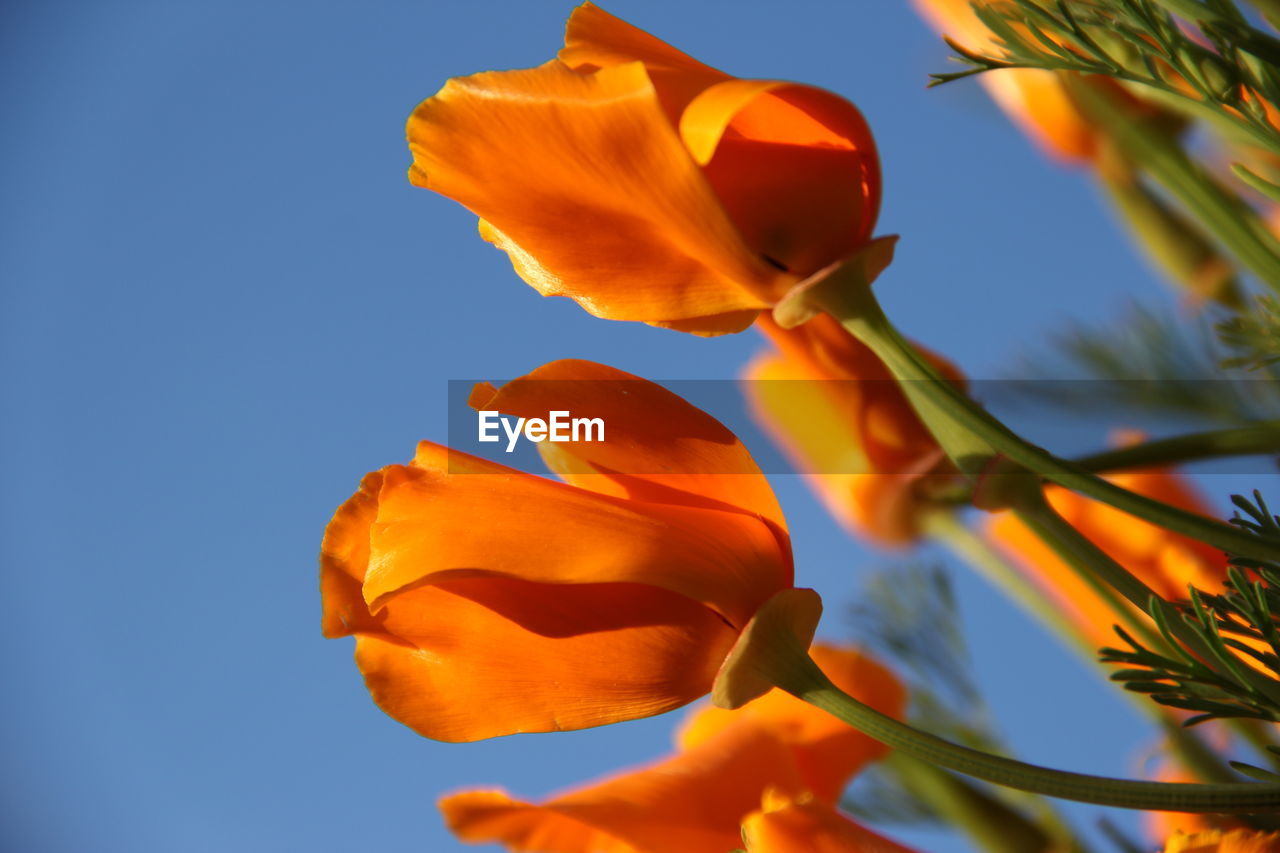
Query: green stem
928,510,1245,786
809,278,1280,564
879,752,1080,853
1095,157,1241,306
1012,487,1280,789
924,509,1097,659
1074,423,1280,472
926,423,1280,503
771,647,1280,812
1010,484,1185,643
1011,483,1280,710
1063,75,1280,296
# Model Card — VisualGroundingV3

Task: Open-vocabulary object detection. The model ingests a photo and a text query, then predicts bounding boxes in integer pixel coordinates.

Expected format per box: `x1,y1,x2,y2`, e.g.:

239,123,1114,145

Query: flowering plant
324,3,1280,850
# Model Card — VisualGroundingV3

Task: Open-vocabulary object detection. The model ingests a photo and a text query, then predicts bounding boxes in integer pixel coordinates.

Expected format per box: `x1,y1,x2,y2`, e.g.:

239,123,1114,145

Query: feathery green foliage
933,0,1280,154
1102,492,1280,725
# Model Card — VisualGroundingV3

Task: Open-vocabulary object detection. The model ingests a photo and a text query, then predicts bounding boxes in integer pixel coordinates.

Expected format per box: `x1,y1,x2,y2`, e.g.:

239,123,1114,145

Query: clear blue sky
2,1,1262,851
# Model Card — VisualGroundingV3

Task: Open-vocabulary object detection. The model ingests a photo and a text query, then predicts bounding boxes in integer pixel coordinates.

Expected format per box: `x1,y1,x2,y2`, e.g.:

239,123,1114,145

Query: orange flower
320,359,795,742
1163,829,1280,853
910,0,1153,163
439,645,906,852
741,789,918,853
987,469,1229,650
743,314,960,545
407,2,880,335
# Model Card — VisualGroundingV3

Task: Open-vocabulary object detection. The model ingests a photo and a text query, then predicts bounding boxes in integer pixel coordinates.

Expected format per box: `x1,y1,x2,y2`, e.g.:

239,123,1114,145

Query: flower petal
558,2,729,131
358,577,737,742
468,359,789,541
320,471,388,637
982,70,1099,162
743,316,955,544
1066,470,1227,598
680,645,906,801
651,309,761,335
560,2,721,77
408,59,779,326
440,722,807,850
909,0,1098,162
987,471,1229,649
437,790,635,853
361,443,789,629
742,791,918,853
682,80,880,279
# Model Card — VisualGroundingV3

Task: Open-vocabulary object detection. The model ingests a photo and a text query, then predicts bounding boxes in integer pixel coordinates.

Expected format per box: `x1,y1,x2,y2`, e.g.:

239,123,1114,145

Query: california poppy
741,789,918,853
744,314,960,545
439,645,905,852
987,469,1230,650
407,3,880,335
320,359,795,742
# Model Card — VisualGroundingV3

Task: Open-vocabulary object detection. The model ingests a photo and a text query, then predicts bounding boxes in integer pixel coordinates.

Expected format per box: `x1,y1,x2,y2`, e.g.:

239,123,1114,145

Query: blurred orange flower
407,2,880,335
1163,829,1280,853
987,469,1229,650
744,314,960,545
439,645,906,852
741,789,918,853
909,0,1152,163
320,359,794,742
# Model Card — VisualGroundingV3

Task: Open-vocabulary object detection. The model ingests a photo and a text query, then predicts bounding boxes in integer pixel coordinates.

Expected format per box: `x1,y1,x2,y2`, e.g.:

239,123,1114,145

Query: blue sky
2,1,1265,851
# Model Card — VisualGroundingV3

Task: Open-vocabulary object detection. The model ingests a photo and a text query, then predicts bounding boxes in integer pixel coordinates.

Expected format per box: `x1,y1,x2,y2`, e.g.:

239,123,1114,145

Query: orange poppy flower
320,359,795,742
407,2,880,335
909,0,1149,163
743,313,960,545
741,789,918,853
1163,829,1280,853
439,645,906,852
987,469,1230,650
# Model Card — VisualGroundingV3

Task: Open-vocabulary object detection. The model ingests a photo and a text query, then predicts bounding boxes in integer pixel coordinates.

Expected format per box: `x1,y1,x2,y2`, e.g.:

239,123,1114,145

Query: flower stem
1063,74,1280,296
1010,482,1280,711
923,509,1095,658
1073,423,1280,473
770,647,1280,813
879,752,1083,853
806,274,1280,564
925,424,1280,503
927,509,1245,787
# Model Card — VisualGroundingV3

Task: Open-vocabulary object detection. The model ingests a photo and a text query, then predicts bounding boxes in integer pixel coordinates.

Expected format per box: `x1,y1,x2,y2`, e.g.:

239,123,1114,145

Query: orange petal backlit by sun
407,2,882,333
441,722,808,852
679,644,907,802
320,358,795,741
409,60,775,331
